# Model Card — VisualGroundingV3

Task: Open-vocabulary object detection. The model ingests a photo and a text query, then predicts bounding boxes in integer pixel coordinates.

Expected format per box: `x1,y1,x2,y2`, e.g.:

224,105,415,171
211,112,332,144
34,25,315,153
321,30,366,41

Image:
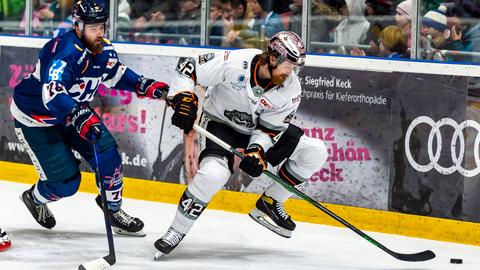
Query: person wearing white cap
422,5,465,61
394,0,412,47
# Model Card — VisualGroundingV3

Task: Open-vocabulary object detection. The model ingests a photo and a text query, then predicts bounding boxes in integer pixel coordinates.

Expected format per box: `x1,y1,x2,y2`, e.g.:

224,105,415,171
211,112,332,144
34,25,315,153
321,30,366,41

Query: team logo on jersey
231,74,247,91
69,78,101,102
107,58,118,69
243,61,248,70
251,85,264,97
198,53,215,65
224,110,255,128
48,60,67,81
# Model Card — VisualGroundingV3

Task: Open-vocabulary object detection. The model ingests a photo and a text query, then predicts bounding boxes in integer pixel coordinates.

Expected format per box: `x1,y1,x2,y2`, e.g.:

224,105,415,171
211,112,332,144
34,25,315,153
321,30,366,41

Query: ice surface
1,180,479,270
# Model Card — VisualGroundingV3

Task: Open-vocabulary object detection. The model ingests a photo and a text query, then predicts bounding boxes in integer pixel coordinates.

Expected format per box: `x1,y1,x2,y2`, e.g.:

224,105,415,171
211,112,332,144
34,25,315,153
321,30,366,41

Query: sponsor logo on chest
230,74,247,91
259,97,277,109
69,77,102,101
106,58,118,69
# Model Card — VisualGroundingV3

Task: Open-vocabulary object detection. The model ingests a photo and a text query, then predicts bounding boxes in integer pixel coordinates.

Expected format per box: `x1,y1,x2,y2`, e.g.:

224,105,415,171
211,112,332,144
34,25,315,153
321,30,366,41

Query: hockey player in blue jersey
10,0,169,237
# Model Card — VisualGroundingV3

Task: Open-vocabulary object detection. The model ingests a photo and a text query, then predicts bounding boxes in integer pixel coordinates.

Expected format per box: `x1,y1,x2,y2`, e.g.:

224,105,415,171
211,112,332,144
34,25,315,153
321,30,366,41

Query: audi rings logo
405,116,480,177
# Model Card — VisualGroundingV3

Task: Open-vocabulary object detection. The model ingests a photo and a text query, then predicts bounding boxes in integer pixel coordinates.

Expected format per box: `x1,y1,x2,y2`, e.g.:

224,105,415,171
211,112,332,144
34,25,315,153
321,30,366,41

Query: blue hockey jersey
11,30,140,127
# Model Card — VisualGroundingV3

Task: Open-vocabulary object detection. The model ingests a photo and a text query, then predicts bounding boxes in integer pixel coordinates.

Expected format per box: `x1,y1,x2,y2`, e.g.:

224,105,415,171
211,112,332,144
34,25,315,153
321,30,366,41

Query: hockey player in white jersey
154,31,328,257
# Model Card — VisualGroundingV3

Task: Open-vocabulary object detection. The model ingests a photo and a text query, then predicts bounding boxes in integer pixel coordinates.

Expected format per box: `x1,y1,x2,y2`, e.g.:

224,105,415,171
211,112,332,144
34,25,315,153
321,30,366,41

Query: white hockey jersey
168,49,302,150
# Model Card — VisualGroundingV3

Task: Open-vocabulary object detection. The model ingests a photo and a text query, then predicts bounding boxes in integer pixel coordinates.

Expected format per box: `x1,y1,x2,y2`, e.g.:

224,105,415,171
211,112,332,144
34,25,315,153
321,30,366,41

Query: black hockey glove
136,76,169,99
68,105,103,142
171,91,198,134
239,144,267,178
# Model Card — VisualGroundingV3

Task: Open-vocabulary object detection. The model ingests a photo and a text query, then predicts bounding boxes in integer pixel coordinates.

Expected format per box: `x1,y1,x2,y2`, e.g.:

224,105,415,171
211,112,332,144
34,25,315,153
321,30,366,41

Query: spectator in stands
129,0,178,31
116,0,132,30
444,1,480,62
363,0,395,55
461,2,480,62
288,0,344,50
352,25,409,58
51,0,73,21
364,0,395,16
175,0,202,45
241,0,284,41
221,0,254,48
20,0,55,31
52,0,73,37
286,0,302,34
271,0,291,14
209,0,224,46
422,5,465,61
394,0,412,47
334,0,370,46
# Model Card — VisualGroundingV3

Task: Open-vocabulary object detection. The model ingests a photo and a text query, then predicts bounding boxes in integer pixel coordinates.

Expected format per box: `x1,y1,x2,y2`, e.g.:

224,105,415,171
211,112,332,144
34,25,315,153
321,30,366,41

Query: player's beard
271,74,287,85
84,37,104,54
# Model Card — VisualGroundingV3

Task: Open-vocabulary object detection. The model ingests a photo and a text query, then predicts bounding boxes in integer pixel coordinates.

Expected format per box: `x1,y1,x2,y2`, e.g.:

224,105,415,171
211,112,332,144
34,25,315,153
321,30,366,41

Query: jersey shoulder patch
198,52,215,65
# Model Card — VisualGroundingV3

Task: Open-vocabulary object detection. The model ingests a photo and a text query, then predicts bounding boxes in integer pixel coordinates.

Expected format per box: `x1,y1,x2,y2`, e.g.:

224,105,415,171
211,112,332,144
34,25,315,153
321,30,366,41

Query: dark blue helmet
72,0,108,27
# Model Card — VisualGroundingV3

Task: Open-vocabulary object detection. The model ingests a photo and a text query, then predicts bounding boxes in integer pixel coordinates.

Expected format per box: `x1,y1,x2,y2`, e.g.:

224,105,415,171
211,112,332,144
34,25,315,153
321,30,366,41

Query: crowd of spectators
1,0,480,62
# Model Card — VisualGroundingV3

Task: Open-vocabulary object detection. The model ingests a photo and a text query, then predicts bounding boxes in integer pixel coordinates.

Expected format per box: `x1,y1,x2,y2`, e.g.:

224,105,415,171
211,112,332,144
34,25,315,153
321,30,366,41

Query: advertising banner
389,74,468,220
0,45,474,221
269,67,394,210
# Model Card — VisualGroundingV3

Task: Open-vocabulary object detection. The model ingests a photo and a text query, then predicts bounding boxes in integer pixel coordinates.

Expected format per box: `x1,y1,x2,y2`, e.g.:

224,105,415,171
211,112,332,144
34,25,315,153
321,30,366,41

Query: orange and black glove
239,144,267,177
171,91,198,134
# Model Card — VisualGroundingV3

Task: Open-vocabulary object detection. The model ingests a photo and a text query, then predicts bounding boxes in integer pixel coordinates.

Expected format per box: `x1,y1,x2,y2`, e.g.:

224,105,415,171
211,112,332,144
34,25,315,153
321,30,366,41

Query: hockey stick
192,123,436,262
151,103,168,179
78,142,116,270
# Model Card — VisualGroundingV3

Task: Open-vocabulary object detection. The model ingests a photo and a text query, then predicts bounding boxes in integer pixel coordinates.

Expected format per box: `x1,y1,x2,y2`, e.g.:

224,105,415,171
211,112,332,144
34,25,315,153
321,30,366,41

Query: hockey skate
249,194,296,238
95,195,146,237
21,186,56,229
153,227,185,260
0,228,11,251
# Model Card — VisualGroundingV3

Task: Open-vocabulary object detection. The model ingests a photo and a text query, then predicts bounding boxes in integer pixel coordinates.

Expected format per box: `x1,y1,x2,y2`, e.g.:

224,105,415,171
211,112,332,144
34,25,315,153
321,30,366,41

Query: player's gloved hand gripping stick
192,123,436,262
170,91,199,134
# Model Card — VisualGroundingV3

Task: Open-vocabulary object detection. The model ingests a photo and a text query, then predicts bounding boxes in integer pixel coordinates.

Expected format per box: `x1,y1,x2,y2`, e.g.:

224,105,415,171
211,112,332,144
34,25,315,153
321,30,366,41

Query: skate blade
154,251,166,261
249,208,292,238
112,227,146,237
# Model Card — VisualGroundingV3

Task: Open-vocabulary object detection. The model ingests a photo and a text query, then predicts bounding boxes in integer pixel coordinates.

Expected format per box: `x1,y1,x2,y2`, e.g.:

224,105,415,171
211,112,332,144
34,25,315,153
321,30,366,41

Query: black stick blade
103,254,116,265
393,250,436,262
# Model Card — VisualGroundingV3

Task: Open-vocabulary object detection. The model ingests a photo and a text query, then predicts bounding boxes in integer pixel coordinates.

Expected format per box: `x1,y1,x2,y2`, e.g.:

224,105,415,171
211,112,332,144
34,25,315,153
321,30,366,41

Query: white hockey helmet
268,31,306,69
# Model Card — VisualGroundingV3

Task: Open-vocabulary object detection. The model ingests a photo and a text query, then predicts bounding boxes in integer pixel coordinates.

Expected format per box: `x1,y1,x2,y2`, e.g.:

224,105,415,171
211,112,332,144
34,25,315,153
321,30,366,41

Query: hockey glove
171,91,198,134
239,144,267,178
69,105,103,142
136,75,169,99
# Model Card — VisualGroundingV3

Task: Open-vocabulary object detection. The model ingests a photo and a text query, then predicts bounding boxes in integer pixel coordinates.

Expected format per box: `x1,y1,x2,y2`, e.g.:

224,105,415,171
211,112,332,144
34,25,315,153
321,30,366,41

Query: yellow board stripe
0,160,478,246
